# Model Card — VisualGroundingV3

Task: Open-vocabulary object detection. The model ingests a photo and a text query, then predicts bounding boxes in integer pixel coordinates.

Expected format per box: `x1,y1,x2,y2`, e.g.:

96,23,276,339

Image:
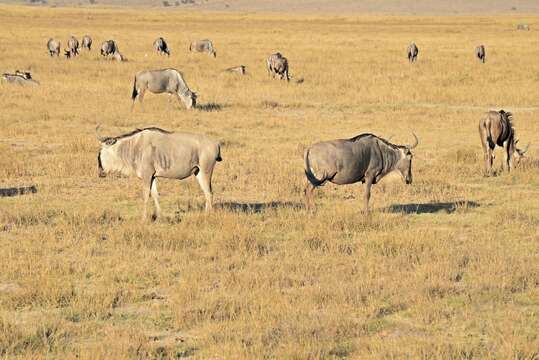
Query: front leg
363,177,373,214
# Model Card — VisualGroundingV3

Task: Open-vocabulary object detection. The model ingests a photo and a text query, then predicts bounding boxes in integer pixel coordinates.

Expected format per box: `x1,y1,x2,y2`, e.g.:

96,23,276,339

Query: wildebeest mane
348,133,402,149
112,127,173,141
499,110,513,129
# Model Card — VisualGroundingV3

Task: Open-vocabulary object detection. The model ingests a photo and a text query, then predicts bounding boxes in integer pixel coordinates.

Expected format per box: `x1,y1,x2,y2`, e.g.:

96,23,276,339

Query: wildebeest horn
408,133,419,149
95,125,107,142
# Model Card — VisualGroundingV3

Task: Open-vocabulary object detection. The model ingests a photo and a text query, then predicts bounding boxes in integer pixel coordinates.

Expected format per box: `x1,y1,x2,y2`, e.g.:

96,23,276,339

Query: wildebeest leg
195,169,213,212
364,177,373,213
304,182,316,211
150,177,161,220
504,141,512,172
142,176,152,221
174,93,184,109
138,89,146,112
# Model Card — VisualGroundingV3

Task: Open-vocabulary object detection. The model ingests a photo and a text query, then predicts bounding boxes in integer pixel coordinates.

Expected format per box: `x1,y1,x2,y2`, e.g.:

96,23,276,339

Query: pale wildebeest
266,53,289,81
96,126,222,221
112,51,127,62
517,24,530,31
189,39,216,57
407,43,419,63
100,40,117,57
65,36,80,58
304,133,418,213
153,37,170,56
475,45,486,63
82,35,92,50
47,38,61,57
224,65,246,75
1,72,39,86
479,110,529,175
131,68,197,110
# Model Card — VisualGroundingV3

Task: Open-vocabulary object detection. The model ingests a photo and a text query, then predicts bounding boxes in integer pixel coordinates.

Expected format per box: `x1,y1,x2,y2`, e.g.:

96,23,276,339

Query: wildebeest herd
1,30,532,220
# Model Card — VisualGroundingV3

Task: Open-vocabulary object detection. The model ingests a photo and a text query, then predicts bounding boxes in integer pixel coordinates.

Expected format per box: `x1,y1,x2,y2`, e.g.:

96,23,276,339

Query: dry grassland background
1,5,539,358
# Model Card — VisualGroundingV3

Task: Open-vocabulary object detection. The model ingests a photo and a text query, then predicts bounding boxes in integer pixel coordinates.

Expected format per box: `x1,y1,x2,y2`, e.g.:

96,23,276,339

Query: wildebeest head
181,91,197,109
513,139,530,166
211,50,217,58
96,125,119,177
395,133,419,184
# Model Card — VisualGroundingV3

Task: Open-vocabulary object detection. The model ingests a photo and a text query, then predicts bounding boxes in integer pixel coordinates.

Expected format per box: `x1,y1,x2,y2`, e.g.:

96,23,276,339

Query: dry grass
1,5,539,359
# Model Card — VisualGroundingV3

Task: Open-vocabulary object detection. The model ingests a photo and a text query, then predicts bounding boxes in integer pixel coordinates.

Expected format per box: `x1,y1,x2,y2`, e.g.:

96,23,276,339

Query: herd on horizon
0,25,533,219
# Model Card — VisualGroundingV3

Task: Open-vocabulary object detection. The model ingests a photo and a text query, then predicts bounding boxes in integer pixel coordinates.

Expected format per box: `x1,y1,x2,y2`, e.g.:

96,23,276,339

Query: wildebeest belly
330,163,368,185
153,147,199,180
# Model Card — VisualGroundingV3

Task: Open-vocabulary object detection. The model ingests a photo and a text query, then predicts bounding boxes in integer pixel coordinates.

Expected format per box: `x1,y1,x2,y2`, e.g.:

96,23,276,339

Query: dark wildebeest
407,43,419,63
475,45,486,63
189,39,216,57
1,72,39,86
479,110,529,175
304,133,418,213
224,65,246,75
517,24,530,31
153,37,170,56
66,36,79,57
131,68,197,110
100,40,117,57
47,38,61,57
96,126,222,221
266,53,289,81
82,35,92,50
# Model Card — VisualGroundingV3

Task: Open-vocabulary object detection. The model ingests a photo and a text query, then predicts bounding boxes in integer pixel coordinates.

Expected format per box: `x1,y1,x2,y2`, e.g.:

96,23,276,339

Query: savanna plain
1,5,539,358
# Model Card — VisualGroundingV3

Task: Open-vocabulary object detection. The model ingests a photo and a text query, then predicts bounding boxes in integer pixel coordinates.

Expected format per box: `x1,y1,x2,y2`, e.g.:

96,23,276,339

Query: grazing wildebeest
224,65,246,75
67,36,79,57
112,51,127,62
304,133,418,213
1,72,39,86
47,38,61,57
189,39,216,57
475,45,486,63
131,68,197,110
266,53,289,81
153,37,170,56
407,43,419,63
517,24,530,31
100,40,117,57
96,126,222,221
479,110,529,175
82,35,92,50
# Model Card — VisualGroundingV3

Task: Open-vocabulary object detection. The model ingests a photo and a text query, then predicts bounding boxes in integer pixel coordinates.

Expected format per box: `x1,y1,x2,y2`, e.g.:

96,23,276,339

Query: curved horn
95,125,107,142
408,132,419,149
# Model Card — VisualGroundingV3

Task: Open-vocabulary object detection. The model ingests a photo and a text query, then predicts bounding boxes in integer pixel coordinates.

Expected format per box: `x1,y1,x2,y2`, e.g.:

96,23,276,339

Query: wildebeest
96,126,222,221
66,36,79,57
100,40,117,57
1,72,39,86
475,45,486,63
479,110,529,175
407,43,419,63
266,53,289,81
131,68,197,110
224,65,246,75
517,24,530,31
47,38,61,57
189,39,216,57
82,35,92,50
112,51,127,62
304,133,418,213
153,37,170,56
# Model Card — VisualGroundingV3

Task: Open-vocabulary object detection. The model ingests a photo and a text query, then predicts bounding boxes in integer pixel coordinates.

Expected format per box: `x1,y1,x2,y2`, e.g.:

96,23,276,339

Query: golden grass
1,5,539,358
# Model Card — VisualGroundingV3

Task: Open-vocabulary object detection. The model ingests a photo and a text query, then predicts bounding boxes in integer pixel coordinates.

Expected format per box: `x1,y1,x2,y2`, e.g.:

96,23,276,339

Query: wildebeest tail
131,76,138,100
304,148,324,186
216,144,222,162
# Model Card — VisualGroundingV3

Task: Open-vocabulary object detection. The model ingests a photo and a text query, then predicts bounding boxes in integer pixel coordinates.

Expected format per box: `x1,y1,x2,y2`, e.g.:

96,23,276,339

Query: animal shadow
217,201,303,213
197,103,223,112
385,200,479,214
0,185,37,198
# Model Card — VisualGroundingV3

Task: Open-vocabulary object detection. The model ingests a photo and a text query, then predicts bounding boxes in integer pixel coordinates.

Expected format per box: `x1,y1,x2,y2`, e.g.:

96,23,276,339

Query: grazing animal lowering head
185,91,197,109
95,125,119,178
396,133,419,184
513,140,530,166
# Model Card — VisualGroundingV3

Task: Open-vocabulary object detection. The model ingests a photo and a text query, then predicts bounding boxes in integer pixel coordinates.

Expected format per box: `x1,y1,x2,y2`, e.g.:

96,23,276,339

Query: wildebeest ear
105,138,117,146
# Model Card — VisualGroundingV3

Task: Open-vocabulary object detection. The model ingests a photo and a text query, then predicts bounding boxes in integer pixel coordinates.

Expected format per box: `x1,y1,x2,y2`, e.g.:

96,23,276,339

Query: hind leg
304,182,317,211
150,177,161,220
195,167,214,212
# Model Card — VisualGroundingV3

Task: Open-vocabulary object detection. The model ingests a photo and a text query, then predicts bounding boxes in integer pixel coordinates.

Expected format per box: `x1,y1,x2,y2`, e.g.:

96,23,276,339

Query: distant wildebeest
479,110,529,175
0,185,37,197
475,45,486,63
96,126,222,221
131,68,197,110
47,38,61,56
224,65,246,75
65,36,80,58
153,37,170,56
304,133,418,213
266,53,289,81
82,35,92,50
100,40,117,57
112,51,127,62
407,43,419,63
1,71,39,86
517,24,530,31
189,39,216,57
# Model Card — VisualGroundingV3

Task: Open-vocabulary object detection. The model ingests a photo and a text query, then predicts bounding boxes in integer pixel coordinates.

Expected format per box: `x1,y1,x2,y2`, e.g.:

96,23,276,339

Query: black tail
304,149,324,186
131,77,138,100
216,144,222,162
